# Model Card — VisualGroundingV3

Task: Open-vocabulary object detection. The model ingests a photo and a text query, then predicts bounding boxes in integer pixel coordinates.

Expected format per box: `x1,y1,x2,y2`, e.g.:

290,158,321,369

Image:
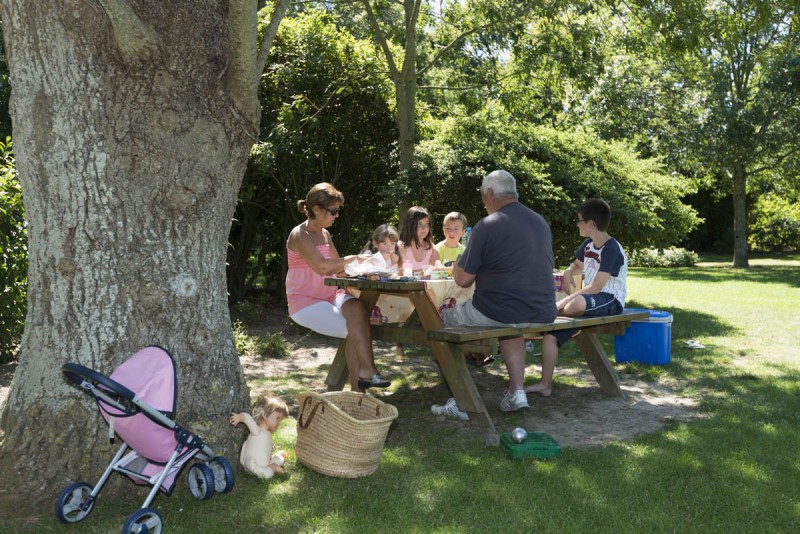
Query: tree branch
97,0,158,60
418,25,484,76
255,0,291,78
749,144,800,176
362,0,400,80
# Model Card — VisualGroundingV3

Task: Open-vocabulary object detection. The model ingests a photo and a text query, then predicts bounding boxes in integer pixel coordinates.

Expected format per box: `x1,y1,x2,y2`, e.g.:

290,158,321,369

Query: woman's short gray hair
482,170,518,199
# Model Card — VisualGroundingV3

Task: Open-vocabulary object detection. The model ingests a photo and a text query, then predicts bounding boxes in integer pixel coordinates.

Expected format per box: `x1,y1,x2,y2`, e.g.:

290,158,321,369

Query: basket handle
297,396,325,429
356,394,381,417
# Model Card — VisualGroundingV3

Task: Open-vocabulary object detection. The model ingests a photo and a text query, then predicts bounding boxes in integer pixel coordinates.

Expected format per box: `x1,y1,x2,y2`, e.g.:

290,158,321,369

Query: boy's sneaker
431,397,470,421
500,390,530,412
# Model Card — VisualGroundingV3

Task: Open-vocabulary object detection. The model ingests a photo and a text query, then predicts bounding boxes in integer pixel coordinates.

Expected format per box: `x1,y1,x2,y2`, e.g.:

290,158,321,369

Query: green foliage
748,193,800,252
233,320,290,360
411,113,701,264
628,247,700,268
227,10,397,303
0,138,26,362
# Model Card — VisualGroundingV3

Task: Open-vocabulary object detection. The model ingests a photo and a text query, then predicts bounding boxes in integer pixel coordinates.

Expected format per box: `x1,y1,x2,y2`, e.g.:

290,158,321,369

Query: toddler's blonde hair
251,394,289,425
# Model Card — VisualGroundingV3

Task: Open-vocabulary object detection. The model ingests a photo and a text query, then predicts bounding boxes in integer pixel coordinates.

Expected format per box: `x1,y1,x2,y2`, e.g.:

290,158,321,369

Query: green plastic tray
500,431,560,460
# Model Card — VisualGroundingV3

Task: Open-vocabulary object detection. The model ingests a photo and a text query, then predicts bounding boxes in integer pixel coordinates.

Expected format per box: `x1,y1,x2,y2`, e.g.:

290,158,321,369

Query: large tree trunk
731,162,750,268
0,0,259,506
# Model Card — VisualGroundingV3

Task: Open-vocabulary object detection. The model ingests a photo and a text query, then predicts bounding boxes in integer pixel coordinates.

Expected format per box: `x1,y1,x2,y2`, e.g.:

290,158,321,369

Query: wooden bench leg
430,341,497,436
325,341,349,391
406,291,498,436
572,332,626,399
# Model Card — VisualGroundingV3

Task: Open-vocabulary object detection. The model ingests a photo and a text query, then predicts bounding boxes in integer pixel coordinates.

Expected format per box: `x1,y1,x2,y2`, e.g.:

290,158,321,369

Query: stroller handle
62,362,137,402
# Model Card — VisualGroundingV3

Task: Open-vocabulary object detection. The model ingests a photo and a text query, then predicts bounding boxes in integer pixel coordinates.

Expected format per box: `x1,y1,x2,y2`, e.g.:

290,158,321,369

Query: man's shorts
442,299,550,329
549,292,623,347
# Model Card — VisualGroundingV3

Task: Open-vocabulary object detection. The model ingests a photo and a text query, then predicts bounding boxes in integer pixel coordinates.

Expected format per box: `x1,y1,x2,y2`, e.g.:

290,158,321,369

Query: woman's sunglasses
322,206,342,216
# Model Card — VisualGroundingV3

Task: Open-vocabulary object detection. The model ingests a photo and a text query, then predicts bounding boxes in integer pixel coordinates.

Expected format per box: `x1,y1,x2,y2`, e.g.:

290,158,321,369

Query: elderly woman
285,183,391,391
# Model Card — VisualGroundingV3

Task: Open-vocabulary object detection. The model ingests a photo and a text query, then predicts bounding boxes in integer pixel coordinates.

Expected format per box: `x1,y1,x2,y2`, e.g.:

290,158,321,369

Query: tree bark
731,162,750,268
0,0,259,505
396,56,417,206
362,0,421,212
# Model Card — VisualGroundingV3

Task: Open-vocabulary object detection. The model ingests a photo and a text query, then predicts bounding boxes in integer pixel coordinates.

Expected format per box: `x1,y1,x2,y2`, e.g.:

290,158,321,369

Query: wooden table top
325,276,434,291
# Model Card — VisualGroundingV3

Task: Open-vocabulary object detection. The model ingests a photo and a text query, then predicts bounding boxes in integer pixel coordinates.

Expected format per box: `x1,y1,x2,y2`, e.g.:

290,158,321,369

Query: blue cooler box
614,308,672,365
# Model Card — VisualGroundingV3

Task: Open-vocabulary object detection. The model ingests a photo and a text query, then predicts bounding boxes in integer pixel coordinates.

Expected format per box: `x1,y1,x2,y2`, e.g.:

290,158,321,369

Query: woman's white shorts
289,292,355,339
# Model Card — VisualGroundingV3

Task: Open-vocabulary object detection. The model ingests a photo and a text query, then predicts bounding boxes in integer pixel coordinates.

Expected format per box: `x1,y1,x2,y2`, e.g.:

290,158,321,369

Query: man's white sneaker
431,397,470,421
500,390,530,412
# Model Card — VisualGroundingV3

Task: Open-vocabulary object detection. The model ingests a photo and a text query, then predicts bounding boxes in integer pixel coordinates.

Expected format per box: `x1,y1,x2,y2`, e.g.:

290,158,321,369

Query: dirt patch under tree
0,307,701,450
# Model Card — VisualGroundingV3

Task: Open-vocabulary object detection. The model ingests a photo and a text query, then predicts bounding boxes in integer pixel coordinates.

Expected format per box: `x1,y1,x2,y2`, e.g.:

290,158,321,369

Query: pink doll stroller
55,345,234,533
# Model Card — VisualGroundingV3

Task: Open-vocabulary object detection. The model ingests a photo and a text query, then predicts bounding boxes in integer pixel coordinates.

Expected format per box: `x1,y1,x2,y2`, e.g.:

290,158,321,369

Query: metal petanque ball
510,427,528,444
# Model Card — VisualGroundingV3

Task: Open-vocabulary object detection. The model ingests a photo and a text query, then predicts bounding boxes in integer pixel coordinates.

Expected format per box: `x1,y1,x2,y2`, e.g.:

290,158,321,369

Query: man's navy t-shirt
457,202,557,324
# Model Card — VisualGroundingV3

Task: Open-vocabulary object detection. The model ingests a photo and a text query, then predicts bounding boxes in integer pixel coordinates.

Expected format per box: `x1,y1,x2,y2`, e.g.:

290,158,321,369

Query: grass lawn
8,253,800,533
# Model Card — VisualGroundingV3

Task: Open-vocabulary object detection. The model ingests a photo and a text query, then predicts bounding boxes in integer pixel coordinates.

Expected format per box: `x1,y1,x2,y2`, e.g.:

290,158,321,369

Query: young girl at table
399,206,441,271
361,224,403,270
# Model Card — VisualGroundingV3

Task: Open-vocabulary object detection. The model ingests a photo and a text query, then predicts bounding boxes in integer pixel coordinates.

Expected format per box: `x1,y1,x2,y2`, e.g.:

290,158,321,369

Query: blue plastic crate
614,308,672,365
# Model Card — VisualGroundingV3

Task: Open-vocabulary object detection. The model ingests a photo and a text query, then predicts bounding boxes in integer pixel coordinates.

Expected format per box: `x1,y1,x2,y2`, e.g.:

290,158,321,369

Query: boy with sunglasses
527,198,628,397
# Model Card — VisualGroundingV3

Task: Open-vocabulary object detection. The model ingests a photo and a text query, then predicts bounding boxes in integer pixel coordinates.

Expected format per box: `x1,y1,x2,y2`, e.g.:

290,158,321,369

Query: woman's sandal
357,373,391,389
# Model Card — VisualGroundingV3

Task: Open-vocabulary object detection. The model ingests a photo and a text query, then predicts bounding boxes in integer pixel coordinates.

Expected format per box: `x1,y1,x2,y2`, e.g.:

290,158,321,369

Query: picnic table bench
323,277,648,438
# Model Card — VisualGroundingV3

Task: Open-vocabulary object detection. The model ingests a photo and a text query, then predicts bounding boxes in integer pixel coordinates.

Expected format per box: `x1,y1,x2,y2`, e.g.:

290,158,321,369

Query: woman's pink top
286,244,345,316
402,245,433,270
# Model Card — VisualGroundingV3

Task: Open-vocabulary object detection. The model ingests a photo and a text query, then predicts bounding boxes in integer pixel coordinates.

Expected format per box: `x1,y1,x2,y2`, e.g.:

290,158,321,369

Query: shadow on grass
227,360,800,533
16,340,798,532
547,302,738,385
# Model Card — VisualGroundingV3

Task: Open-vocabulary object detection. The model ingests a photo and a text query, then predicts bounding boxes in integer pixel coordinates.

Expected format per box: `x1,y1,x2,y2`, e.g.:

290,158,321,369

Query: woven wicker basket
295,391,398,478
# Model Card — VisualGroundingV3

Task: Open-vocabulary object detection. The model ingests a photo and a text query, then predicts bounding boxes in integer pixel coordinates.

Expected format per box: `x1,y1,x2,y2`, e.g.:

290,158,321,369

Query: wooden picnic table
323,277,648,438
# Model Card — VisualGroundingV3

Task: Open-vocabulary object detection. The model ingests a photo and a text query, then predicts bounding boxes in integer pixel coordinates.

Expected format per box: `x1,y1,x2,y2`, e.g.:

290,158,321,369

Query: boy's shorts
548,293,623,347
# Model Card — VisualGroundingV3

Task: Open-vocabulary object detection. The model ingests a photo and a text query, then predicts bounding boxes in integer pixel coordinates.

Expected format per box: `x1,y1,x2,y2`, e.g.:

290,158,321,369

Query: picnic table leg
407,291,498,437
325,342,349,391
324,289,381,391
572,331,626,399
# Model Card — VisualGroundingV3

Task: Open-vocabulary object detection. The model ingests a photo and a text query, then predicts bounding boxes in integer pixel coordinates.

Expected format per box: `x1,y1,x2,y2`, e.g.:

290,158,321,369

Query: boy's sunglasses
322,206,342,216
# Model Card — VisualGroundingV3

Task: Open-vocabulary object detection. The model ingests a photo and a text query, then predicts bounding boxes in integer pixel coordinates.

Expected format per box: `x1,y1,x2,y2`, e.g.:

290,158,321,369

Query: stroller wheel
208,456,235,494
122,507,162,534
188,463,215,500
55,481,95,523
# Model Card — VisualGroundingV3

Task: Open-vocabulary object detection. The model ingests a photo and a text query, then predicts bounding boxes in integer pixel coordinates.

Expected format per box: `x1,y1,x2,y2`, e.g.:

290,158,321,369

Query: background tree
0,0,288,503
355,0,517,198
596,1,800,267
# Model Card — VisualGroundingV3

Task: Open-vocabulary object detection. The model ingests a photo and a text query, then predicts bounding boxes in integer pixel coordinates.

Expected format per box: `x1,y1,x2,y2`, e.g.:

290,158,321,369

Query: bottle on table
462,226,472,248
